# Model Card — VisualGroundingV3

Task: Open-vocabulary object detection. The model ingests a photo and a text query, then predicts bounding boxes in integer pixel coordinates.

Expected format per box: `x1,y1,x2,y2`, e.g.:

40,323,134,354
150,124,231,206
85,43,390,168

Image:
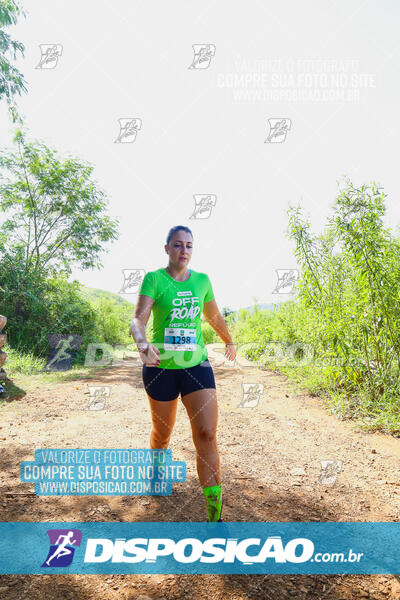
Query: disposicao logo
41,529,82,567
38,530,365,570
82,535,314,564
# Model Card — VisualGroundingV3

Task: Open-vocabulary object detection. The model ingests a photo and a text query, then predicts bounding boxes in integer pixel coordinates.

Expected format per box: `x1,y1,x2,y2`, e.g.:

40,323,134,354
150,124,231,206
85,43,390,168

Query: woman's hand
225,342,236,361
138,342,161,367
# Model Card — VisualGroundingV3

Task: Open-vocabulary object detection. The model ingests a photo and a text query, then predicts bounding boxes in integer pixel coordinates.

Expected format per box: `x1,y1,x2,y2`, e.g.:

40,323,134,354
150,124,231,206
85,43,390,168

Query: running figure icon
45,531,77,566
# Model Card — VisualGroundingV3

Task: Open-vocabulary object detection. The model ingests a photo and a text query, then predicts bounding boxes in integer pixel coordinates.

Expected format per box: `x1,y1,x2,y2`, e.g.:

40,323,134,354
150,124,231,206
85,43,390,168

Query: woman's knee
193,425,217,446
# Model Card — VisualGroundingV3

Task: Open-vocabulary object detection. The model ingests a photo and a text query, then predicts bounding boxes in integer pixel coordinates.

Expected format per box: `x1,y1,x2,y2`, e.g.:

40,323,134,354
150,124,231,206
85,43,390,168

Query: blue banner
19,449,186,496
0,522,398,574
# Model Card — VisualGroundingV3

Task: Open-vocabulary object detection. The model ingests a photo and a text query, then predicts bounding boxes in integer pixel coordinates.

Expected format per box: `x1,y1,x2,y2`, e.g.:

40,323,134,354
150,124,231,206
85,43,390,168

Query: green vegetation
1,283,139,402
0,0,27,106
226,178,400,435
0,125,120,385
79,286,134,308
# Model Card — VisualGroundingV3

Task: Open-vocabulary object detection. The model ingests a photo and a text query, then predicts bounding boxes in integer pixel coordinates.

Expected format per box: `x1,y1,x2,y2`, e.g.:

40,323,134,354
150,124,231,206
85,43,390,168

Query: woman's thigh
180,360,217,435
142,364,180,435
147,396,178,437
181,359,218,434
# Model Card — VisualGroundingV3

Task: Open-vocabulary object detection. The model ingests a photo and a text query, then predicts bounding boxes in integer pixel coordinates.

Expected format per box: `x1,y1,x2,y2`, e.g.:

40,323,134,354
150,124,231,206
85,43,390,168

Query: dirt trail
1,358,400,599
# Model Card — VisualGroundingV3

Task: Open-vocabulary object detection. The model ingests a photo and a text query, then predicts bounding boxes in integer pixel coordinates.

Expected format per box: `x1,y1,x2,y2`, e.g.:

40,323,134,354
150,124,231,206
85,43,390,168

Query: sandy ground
1,358,400,599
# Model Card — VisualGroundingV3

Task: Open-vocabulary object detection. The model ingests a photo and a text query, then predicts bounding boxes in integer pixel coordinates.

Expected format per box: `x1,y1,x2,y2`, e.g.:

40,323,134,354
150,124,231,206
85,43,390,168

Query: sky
1,0,399,311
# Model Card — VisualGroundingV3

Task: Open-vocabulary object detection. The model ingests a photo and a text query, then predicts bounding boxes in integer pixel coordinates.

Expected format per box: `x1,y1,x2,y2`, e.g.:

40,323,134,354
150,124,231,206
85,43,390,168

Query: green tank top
138,268,215,369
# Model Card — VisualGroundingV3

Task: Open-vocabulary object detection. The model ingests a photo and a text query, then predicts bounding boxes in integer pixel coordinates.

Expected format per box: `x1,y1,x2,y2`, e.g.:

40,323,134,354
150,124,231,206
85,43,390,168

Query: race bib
164,327,196,351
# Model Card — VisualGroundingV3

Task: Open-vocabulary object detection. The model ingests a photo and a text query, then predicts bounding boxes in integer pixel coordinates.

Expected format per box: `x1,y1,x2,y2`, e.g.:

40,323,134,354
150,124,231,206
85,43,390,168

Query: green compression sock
202,483,222,522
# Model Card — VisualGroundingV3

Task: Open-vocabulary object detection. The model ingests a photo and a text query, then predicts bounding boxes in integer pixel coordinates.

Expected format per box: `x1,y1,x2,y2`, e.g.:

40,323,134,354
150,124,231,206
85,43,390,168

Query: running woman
130,225,236,522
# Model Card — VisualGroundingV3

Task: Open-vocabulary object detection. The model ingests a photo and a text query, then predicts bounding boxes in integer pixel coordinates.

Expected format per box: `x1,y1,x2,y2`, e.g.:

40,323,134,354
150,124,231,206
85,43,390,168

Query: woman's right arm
130,295,161,366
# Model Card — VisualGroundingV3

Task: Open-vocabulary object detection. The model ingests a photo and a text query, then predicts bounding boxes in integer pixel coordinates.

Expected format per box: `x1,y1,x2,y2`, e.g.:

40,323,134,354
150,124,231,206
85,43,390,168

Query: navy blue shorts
142,359,216,401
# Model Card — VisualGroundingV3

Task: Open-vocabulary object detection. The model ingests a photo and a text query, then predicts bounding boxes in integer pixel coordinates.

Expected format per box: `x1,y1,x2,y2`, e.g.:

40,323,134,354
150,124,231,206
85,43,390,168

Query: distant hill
243,302,279,313
225,302,285,315
77,287,281,315
78,285,135,308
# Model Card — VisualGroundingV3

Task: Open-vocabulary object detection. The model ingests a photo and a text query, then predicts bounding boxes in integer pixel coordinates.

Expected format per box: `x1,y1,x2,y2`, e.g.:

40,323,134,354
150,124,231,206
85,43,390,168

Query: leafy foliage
230,178,400,433
0,0,27,105
0,130,120,367
0,129,119,276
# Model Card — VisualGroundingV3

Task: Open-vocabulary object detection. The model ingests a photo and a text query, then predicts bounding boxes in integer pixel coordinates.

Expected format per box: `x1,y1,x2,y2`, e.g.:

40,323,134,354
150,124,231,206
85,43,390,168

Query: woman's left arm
203,299,236,361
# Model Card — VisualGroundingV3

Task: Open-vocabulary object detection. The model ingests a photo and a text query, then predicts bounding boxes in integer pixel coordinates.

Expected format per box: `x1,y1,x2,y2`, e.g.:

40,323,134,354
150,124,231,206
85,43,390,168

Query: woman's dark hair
166,226,193,246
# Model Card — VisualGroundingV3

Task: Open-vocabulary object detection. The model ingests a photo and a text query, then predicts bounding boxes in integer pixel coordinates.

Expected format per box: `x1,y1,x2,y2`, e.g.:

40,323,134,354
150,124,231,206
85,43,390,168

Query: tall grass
229,179,400,435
